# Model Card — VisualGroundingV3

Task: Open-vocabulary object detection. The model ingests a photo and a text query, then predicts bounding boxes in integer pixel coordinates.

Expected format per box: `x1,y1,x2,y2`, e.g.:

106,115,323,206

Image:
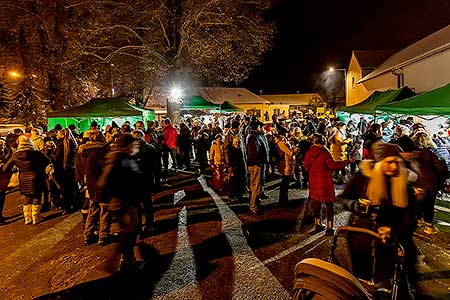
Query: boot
23,205,32,225
311,218,324,234
31,204,42,225
326,220,335,236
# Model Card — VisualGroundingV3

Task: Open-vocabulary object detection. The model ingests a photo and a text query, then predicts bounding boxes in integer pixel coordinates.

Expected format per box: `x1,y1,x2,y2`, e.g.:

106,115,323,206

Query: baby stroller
293,225,405,300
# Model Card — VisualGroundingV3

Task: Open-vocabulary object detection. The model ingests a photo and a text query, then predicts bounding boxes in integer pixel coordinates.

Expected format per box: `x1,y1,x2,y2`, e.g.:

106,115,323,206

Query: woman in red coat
304,133,354,235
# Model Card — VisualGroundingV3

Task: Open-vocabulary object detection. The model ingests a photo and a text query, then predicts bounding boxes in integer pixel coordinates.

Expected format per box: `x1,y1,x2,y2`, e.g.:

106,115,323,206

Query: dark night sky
242,0,450,95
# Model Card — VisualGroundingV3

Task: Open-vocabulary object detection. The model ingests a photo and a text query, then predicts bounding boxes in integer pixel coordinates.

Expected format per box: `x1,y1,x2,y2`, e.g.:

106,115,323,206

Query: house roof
358,23,450,83
200,87,270,105
353,50,397,69
261,93,324,105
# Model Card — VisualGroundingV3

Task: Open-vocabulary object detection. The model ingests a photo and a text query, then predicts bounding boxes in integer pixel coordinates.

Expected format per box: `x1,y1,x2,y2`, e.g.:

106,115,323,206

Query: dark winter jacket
402,149,449,191
3,150,49,197
75,142,108,202
304,144,349,203
246,130,268,167
338,171,417,239
135,140,160,193
227,144,245,174
96,149,144,209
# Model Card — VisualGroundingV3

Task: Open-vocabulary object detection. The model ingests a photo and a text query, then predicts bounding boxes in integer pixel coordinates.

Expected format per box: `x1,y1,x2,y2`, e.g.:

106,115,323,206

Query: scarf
359,157,408,208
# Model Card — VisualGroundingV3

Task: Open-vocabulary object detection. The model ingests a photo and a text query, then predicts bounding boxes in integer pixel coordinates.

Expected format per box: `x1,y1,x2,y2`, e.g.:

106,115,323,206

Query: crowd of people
0,111,450,275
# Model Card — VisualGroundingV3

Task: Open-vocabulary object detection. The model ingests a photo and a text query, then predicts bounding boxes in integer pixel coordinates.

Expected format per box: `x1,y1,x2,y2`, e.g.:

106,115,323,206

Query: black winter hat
372,142,402,162
115,133,137,148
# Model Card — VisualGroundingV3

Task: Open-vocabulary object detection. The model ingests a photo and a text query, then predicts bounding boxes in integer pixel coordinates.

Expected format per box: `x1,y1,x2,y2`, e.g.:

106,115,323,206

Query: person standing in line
209,134,225,192
3,136,49,225
75,131,110,246
246,120,268,214
275,133,295,207
304,133,354,235
227,136,246,203
0,138,12,223
162,119,178,174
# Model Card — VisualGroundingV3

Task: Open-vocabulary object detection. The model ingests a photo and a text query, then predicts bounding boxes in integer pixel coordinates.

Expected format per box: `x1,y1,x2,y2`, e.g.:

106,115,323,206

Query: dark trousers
279,175,291,205
228,169,245,201
142,196,154,226
84,200,110,240
420,190,438,223
162,147,177,172
114,206,140,261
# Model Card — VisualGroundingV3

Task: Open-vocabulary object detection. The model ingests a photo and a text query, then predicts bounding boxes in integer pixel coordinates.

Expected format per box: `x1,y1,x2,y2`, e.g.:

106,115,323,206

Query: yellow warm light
9,71,21,78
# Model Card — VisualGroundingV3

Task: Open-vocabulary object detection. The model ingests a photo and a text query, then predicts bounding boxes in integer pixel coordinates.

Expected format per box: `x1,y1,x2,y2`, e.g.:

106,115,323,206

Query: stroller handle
334,225,382,240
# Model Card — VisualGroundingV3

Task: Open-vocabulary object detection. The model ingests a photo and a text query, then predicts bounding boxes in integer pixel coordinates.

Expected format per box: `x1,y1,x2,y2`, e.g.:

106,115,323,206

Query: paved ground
0,171,449,299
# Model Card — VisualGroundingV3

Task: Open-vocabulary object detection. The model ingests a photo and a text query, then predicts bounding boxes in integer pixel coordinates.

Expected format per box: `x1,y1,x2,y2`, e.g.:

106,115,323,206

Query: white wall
404,49,450,93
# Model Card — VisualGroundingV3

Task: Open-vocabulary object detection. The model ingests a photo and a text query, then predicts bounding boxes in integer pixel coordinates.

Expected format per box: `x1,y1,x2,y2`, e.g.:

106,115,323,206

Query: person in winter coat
3,136,49,224
54,128,79,213
0,138,12,223
275,133,295,207
246,120,268,214
329,122,352,183
96,133,145,272
30,128,45,152
75,131,110,246
227,137,246,202
195,130,210,174
178,123,191,170
337,142,418,299
304,133,354,235
209,134,225,191
162,119,178,174
411,131,450,234
131,130,159,233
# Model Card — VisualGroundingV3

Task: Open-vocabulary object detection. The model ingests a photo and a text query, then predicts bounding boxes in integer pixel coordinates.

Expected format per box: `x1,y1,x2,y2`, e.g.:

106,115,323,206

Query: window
352,77,355,87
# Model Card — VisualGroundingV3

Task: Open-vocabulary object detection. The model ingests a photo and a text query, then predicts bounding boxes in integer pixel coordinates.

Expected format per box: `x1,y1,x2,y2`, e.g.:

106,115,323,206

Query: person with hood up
227,136,245,203
30,128,45,152
209,134,225,191
304,133,354,235
3,136,49,224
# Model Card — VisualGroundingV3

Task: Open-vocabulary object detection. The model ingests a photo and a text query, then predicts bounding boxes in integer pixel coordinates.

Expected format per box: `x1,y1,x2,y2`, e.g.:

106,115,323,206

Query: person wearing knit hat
3,135,49,225
337,141,417,296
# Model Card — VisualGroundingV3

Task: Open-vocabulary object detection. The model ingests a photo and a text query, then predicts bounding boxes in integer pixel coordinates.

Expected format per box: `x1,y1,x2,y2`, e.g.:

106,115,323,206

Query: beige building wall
347,53,371,106
361,73,398,92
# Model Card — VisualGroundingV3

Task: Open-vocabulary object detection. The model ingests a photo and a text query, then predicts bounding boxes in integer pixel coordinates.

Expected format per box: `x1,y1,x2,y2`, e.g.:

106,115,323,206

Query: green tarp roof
339,86,416,114
213,101,242,112
47,97,153,118
377,82,450,116
180,95,218,110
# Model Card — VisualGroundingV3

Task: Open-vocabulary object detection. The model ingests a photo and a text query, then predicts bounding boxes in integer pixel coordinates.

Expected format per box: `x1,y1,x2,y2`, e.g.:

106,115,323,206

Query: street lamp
110,63,115,97
328,67,347,105
8,70,22,79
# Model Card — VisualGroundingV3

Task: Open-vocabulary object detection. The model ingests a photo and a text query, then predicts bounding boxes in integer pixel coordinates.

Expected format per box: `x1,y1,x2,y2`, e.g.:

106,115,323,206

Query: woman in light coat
276,134,294,207
209,134,225,191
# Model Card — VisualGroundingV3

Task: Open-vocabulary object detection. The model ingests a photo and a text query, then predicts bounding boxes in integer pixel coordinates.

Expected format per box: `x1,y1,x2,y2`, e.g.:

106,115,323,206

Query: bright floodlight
329,67,335,72
170,87,183,99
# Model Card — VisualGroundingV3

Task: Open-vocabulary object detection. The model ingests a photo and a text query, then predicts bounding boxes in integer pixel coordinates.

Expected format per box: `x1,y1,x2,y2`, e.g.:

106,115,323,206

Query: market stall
339,86,416,114
47,97,155,132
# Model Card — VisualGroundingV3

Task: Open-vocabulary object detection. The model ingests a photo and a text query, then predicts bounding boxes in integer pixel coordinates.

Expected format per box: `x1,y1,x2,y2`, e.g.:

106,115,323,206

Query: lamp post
166,86,183,124
328,67,347,106
110,63,115,97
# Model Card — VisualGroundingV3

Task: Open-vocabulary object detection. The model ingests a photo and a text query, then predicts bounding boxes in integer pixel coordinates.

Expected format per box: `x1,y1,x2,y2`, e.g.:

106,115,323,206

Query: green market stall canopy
339,86,416,114
210,101,242,112
47,97,155,132
377,82,450,116
180,95,219,110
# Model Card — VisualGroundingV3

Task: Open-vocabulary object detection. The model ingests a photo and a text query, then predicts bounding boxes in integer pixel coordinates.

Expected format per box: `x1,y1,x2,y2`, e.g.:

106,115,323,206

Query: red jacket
304,145,350,203
162,124,178,149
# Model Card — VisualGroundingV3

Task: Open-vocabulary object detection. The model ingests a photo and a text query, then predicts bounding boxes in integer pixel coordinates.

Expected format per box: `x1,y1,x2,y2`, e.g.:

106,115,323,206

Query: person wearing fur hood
337,141,417,298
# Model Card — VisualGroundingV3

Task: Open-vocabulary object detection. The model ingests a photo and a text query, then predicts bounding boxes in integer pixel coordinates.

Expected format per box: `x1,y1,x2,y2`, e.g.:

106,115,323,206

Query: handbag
7,172,19,189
